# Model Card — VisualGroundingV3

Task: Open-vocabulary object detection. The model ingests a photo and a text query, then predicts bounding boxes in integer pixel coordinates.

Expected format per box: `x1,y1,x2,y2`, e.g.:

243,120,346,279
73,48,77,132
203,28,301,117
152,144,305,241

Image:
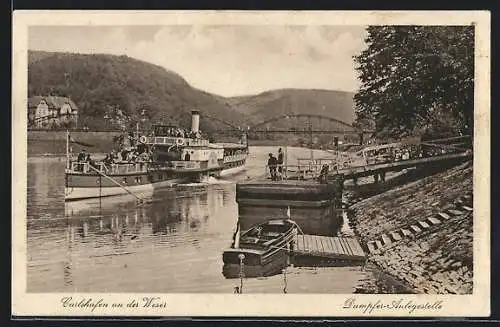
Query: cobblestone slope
350,161,473,294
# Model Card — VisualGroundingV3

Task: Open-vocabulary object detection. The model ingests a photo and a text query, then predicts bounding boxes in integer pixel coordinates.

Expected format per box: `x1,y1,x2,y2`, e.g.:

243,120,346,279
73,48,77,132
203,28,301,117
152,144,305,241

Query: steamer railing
69,162,149,174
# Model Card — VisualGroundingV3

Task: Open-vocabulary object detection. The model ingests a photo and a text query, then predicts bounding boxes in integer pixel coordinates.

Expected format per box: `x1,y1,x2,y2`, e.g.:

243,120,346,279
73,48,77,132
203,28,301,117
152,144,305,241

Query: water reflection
28,161,65,219
63,226,74,288
27,147,372,293
28,173,237,292
64,186,230,236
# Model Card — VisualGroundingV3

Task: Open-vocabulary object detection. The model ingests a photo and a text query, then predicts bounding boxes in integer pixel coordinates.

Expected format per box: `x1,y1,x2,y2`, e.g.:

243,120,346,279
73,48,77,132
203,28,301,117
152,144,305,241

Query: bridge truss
205,113,373,142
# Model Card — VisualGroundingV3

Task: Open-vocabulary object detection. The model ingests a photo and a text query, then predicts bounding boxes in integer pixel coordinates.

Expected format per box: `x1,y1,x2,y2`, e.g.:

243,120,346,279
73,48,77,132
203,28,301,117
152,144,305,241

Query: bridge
202,113,372,147
29,111,366,144
248,114,362,133
203,113,366,133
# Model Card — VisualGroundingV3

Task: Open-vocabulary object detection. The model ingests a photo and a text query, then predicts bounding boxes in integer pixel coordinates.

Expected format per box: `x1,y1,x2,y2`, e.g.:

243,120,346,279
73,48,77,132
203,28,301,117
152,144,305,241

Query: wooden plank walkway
294,234,366,262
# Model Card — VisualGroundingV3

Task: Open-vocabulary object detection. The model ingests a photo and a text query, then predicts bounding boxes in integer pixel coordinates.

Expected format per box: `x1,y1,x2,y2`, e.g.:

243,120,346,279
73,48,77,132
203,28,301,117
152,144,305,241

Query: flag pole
66,129,70,170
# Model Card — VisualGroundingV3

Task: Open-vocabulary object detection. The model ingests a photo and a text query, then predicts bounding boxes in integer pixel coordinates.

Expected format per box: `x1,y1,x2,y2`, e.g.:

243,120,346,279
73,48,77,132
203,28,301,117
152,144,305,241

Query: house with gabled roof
28,96,78,128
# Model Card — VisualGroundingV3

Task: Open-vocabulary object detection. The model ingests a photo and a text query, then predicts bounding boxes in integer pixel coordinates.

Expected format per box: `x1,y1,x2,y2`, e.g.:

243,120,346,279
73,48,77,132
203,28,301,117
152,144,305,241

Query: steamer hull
64,154,247,201
64,175,186,201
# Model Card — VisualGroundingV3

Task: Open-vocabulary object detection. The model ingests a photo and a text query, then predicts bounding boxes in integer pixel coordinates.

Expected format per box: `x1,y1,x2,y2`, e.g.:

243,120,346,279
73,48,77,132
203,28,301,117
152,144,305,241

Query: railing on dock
264,144,472,182
297,157,364,170
264,164,326,180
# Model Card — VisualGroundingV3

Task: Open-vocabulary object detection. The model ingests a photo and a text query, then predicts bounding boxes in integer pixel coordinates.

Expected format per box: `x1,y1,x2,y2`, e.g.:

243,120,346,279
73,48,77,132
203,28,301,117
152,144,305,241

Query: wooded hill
28,51,356,133
28,51,248,133
228,88,355,126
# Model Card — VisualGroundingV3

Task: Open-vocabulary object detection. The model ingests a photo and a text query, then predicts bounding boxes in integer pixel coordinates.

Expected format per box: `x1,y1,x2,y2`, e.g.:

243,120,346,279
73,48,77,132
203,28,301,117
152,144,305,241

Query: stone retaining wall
350,161,473,294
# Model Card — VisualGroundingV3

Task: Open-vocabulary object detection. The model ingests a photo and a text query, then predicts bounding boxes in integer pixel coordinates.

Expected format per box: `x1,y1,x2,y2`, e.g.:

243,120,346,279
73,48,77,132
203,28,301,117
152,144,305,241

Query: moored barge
236,174,344,236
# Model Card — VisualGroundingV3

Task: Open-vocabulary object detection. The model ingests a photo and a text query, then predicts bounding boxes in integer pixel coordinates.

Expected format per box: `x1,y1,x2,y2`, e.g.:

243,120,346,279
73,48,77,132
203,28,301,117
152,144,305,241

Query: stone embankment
350,161,473,294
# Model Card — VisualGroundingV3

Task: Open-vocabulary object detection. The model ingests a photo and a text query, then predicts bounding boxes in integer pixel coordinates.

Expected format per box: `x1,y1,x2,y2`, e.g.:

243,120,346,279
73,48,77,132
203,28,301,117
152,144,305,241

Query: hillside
28,51,356,133
28,50,57,65
228,88,355,126
28,51,249,132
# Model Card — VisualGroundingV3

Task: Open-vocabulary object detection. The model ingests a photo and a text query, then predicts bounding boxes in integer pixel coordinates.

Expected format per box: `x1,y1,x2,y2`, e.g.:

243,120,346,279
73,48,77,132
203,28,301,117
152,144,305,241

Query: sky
29,25,368,97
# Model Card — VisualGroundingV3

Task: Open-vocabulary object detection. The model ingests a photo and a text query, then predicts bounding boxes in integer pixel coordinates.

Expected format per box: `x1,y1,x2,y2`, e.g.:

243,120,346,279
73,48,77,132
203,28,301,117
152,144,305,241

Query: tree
353,26,474,139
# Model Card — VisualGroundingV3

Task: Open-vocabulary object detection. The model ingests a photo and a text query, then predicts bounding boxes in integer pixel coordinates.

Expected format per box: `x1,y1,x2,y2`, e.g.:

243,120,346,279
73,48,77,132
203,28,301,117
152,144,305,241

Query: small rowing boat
222,218,297,279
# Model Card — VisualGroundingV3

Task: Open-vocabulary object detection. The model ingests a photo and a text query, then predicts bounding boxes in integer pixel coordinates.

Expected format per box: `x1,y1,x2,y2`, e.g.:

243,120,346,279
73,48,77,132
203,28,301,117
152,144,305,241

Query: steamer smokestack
191,110,200,133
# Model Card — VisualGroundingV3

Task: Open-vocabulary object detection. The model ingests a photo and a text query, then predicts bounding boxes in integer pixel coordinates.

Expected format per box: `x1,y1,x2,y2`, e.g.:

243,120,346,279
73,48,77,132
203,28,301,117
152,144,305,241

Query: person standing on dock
277,148,284,180
268,153,278,181
76,149,87,171
77,149,86,162
318,164,329,184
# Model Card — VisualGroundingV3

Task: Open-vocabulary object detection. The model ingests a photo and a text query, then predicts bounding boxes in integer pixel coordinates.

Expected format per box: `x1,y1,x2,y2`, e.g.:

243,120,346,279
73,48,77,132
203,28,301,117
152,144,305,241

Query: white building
28,96,78,128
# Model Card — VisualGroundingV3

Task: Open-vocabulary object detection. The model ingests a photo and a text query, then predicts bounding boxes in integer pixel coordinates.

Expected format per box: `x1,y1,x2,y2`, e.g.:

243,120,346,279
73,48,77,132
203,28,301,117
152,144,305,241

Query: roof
28,96,78,111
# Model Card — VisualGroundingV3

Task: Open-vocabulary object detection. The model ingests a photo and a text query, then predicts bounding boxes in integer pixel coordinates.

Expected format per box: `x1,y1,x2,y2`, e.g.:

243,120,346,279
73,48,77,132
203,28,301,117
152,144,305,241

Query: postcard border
12,10,491,317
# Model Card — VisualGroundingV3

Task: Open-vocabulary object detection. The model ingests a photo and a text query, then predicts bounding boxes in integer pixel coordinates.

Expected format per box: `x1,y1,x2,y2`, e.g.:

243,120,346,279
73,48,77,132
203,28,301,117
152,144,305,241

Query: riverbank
349,161,473,294
27,131,242,156
28,131,121,157
27,153,108,163
27,131,350,156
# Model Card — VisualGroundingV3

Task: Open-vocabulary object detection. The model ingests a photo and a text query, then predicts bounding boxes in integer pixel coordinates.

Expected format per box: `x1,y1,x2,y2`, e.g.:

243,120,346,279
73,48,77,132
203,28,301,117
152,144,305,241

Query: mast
66,129,70,169
284,145,287,178
308,115,313,164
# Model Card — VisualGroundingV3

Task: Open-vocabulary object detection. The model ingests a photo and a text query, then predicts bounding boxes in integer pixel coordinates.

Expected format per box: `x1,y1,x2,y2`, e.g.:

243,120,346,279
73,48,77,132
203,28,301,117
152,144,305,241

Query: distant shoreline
27,130,347,156
27,153,108,163
27,130,343,159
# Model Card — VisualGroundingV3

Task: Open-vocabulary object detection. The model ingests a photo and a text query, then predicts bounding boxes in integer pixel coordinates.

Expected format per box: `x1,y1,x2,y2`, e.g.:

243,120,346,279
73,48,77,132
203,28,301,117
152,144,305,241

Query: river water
27,146,372,293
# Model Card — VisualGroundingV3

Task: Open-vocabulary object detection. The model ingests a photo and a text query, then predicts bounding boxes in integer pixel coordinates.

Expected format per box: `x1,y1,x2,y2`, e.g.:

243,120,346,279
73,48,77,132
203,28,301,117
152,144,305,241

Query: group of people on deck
75,149,96,171
163,127,202,139
75,146,153,172
102,149,152,165
267,148,284,181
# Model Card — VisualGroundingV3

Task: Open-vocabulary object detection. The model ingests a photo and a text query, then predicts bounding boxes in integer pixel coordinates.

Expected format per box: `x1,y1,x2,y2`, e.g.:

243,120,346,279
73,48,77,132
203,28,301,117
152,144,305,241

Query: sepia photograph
12,11,490,317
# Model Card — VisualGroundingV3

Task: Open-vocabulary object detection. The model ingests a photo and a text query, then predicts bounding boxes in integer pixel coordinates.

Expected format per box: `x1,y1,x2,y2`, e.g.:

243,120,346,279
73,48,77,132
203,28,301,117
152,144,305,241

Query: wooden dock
292,234,366,266
335,151,472,181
